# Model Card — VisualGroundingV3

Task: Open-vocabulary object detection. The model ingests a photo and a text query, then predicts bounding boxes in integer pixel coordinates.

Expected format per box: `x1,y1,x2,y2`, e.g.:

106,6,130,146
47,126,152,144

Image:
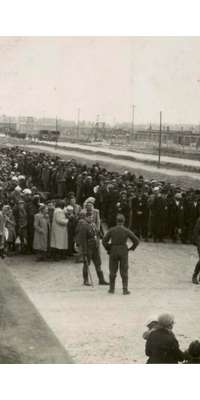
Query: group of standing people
0,146,199,287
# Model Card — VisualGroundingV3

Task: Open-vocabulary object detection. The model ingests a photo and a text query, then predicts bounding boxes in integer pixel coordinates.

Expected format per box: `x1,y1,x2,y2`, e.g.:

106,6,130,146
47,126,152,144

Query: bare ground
6,241,200,363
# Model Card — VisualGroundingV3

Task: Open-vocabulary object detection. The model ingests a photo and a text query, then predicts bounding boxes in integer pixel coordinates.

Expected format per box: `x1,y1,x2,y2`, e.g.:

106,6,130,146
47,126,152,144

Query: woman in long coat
33,204,50,261
50,200,69,259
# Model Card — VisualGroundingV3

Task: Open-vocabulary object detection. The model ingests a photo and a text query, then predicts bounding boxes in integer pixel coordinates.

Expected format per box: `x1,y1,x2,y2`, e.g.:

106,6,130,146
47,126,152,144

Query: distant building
134,127,198,147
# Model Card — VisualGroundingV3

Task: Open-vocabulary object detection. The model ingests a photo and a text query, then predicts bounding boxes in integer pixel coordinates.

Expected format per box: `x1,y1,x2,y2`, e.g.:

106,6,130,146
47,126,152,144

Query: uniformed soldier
77,213,109,286
192,216,200,284
102,214,139,295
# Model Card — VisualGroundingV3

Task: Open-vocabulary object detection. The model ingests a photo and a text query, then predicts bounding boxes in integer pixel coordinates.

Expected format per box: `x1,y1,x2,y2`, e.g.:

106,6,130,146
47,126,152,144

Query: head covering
15,185,22,192
146,316,158,328
65,205,74,212
23,188,32,195
85,197,95,205
39,203,46,212
116,214,125,224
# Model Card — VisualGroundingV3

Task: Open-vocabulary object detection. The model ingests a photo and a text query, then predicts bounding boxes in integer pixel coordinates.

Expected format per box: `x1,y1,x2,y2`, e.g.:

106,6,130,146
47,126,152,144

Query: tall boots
97,270,109,285
83,262,91,286
122,276,130,295
108,276,115,294
192,261,200,284
108,275,130,294
0,248,5,259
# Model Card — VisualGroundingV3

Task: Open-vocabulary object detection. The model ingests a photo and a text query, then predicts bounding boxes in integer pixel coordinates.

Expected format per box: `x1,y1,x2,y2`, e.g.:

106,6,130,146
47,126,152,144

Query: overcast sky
0,37,200,124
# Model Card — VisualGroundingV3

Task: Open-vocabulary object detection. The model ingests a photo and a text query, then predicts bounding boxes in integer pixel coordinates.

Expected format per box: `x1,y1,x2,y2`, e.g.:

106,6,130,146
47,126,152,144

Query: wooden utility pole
55,116,58,149
77,108,80,139
131,104,135,139
158,111,162,168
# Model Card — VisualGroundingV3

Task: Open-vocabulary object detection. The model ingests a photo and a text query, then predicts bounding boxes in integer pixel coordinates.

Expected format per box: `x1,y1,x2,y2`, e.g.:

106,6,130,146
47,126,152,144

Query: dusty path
34,141,200,168
7,242,200,363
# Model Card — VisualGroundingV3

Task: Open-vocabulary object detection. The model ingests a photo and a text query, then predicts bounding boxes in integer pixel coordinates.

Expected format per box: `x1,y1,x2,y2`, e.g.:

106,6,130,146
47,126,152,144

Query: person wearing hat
84,199,101,233
167,192,184,243
81,175,94,204
191,215,200,284
150,189,167,242
145,313,184,364
77,212,109,286
102,213,139,295
143,316,159,340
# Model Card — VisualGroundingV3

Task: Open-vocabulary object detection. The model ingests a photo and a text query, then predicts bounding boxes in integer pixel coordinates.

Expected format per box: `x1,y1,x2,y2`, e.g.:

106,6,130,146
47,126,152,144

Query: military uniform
192,216,200,284
77,218,108,286
102,224,139,294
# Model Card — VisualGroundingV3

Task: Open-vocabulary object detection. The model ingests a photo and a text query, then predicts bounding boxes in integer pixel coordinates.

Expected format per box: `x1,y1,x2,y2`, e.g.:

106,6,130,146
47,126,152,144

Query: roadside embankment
0,262,73,363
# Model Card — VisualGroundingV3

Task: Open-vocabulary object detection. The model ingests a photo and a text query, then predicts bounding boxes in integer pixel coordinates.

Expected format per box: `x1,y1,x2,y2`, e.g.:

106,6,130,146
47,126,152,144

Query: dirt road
7,241,200,363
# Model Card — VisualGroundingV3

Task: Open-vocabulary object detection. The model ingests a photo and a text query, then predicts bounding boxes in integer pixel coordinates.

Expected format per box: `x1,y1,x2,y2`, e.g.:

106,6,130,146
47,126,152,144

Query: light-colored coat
33,212,50,251
51,208,69,250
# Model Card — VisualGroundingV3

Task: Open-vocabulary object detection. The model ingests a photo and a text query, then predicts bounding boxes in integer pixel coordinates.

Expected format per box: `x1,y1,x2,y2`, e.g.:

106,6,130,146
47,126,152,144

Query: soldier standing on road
192,215,200,284
102,214,139,295
77,213,109,286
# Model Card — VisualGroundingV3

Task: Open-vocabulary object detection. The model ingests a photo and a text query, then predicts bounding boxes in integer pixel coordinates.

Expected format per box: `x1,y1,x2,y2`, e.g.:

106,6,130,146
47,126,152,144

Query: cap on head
146,316,158,328
116,214,125,224
85,197,95,205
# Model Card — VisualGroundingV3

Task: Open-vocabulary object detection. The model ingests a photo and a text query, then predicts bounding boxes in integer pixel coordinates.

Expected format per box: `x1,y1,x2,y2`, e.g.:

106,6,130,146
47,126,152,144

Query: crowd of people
143,313,200,364
0,145,199,285
0,146,200,362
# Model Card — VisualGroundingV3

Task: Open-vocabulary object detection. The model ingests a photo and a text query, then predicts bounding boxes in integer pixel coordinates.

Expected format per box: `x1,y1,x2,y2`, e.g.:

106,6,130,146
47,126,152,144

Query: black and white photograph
0,35,200,369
